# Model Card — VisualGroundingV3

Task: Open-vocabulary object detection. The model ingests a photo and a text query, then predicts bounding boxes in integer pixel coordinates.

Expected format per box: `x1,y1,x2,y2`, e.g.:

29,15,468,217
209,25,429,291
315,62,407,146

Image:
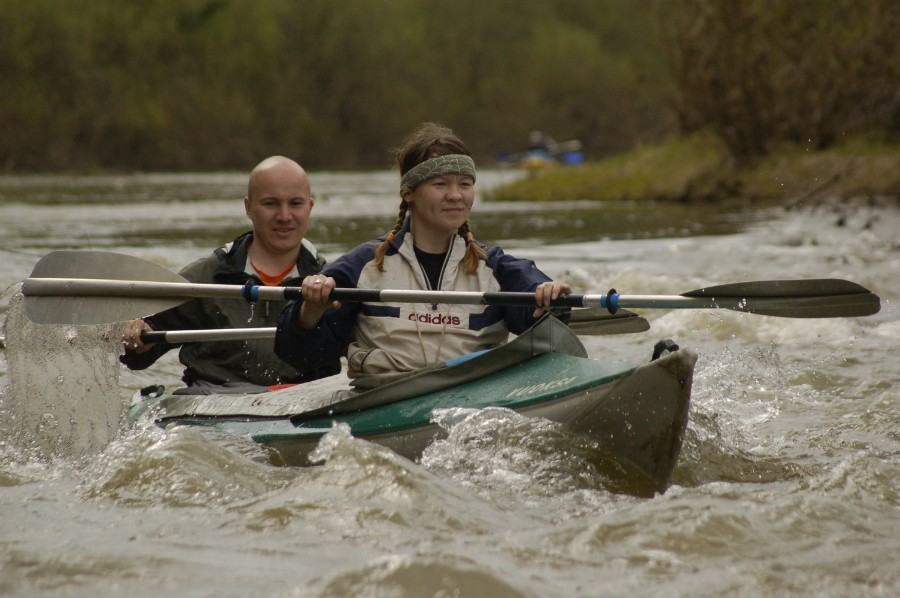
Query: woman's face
406,174,475,248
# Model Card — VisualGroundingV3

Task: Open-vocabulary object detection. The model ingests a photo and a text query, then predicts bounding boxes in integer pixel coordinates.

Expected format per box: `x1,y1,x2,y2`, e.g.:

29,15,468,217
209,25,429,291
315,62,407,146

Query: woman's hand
122,319,154,353
533,281,572,317
297,275,341,329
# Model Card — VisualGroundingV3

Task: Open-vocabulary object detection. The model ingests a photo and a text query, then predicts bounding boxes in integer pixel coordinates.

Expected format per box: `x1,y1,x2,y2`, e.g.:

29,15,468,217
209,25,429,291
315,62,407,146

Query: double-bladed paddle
20,251,649,336
21,251,880,332
133,304,648,344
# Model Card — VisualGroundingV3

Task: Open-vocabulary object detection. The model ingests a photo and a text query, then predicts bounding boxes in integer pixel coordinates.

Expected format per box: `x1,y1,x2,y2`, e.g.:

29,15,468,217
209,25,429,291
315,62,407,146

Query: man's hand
122,319,154,353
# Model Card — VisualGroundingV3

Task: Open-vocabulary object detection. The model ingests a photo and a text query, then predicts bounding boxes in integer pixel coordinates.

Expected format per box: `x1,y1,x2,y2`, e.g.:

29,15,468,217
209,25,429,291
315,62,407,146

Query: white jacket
275,223,556,380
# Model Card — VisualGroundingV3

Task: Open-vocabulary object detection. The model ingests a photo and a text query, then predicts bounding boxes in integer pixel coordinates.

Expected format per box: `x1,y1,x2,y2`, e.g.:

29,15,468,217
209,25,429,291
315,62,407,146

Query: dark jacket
121,231,341,387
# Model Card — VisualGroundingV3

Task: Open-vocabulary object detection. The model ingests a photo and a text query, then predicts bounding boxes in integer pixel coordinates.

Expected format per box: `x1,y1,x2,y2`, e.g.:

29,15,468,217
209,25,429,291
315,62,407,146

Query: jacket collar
393,223,468,286
390,220,467,261
212,231,321,285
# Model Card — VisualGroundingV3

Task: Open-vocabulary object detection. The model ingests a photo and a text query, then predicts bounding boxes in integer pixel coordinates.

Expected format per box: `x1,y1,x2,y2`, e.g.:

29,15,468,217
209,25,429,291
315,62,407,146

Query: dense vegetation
490,0,899,204
487,131,900,203
1,0,896,178
0,0,672,171
664,0,899,162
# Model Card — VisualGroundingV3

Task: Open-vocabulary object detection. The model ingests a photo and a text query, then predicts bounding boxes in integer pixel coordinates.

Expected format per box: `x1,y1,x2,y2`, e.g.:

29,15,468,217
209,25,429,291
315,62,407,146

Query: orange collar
250,260,294,286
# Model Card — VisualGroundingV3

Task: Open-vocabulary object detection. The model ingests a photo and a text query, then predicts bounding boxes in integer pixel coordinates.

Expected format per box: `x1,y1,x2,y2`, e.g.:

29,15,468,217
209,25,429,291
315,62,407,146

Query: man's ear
244,196,252,217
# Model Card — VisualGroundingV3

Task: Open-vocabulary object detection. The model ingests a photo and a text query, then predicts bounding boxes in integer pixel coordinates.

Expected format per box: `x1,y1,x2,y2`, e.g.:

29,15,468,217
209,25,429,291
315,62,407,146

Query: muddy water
0,171,896,596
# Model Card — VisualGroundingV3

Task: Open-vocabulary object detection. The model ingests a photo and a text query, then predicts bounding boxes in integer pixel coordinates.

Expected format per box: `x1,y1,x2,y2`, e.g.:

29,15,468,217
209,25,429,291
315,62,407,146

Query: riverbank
486,132,900,207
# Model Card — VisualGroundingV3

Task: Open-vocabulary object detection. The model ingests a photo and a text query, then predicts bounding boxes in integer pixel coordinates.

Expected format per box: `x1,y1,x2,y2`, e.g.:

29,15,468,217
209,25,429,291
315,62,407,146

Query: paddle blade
683,279,881,318
24,295,185,325
29,250,189,283
24,250,188,325
568,308,650,335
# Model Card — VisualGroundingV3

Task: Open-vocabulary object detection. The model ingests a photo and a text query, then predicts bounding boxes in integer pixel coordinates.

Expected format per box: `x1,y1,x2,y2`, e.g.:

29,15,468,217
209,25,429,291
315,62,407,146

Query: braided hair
373,123,487,273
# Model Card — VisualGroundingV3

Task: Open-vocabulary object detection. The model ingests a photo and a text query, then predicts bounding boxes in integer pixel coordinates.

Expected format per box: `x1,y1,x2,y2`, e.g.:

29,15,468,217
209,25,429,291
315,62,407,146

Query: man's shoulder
178,250,226,282
298,237,326,270
179,232,253,282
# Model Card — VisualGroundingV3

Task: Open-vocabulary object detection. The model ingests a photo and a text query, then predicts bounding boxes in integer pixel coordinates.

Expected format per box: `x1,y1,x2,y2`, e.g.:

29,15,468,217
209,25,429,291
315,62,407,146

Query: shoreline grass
486,132,900,207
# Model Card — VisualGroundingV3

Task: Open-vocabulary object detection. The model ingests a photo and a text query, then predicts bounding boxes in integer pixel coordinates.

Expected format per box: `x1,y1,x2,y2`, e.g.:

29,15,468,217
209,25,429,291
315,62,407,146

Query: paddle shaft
24,277,758,310
22,249,881,323
141,328,276,343
23,276,881,318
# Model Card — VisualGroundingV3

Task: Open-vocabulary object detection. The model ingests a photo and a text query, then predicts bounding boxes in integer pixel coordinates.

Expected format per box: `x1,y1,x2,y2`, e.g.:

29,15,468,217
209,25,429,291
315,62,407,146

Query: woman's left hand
533,281,572,317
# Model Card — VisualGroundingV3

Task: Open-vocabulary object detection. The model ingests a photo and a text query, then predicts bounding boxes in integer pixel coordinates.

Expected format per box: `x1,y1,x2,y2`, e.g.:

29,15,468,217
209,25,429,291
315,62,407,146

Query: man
121,156,341,394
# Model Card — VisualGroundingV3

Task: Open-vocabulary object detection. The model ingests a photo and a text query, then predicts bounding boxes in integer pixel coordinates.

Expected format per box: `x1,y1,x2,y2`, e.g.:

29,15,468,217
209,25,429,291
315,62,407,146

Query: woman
274,123,571,383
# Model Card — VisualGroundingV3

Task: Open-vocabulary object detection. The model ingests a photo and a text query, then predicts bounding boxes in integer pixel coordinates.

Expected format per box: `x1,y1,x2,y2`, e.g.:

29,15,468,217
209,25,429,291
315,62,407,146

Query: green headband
399,154,476,192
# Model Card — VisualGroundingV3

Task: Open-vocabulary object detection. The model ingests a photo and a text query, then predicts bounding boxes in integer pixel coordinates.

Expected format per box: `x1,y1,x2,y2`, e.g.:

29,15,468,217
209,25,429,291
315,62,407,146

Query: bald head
247,156,309,200
244,156,315,261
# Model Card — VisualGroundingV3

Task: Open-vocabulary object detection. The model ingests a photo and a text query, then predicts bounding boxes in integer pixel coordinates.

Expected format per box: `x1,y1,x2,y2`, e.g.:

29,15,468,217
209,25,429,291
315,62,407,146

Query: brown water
0,171,897,597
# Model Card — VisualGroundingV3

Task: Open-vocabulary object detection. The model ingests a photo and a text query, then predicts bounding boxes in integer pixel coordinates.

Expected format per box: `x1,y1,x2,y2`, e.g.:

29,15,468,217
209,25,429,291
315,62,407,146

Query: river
0,170,897,597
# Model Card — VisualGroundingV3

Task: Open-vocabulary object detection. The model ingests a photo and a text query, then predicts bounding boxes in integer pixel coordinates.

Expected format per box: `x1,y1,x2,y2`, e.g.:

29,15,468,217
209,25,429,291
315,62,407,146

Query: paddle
138,306,648,343
21,251,649,335
22,250,881,326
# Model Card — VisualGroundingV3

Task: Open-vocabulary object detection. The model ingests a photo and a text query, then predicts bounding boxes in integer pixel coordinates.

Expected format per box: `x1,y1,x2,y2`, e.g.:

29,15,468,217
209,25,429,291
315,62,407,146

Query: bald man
121,156,341,394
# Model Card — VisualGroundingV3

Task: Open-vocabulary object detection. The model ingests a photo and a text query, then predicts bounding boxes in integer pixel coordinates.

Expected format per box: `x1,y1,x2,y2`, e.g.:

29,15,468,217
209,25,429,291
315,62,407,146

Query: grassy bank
486,132,900,206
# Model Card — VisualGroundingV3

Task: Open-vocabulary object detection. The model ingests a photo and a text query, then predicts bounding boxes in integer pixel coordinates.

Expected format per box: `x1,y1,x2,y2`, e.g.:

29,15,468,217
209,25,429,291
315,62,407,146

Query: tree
664,0,900,161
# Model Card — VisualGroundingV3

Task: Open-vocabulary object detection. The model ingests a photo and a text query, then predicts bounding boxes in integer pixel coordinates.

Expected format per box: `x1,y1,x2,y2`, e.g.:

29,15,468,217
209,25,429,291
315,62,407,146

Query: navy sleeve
274,298,360,373
274,243,374,373
485,246,570,334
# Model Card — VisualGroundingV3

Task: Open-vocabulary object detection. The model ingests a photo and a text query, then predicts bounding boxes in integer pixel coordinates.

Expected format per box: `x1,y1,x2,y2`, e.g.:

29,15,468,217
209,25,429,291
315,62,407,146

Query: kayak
129,316,696,495
19,249,879,493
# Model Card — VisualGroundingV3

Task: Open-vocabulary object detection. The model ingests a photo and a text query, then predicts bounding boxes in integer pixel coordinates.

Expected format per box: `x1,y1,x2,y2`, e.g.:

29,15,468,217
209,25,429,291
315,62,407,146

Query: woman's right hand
298,275,341,329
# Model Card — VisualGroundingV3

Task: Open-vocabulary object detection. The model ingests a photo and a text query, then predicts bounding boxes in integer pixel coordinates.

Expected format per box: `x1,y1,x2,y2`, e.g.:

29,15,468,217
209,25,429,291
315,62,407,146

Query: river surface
0,170,897,597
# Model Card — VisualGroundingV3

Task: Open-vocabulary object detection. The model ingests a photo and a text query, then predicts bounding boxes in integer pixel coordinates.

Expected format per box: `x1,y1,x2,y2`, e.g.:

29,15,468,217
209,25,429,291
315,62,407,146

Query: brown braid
373,200,409,271
461,221,487,274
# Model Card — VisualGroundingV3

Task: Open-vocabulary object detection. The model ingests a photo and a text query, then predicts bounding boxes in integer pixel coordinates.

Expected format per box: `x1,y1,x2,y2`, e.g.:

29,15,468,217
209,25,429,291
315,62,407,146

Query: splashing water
1,292,125,460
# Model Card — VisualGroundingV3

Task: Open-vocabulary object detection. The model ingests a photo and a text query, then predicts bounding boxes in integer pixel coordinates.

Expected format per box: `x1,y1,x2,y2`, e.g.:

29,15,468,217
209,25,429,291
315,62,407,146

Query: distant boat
497,139,584,172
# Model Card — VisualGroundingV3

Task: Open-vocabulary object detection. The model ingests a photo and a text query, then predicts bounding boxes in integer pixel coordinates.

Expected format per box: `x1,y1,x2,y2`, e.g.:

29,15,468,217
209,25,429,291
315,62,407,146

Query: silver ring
313,279,323,285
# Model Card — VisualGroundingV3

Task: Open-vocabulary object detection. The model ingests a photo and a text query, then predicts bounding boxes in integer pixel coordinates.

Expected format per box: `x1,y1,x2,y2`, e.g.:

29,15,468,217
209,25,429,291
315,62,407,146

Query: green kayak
130,316,696,495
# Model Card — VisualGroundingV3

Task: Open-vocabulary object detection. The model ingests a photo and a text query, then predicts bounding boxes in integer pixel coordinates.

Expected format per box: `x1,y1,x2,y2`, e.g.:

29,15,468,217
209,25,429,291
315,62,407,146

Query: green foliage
488,133,900,203
0,0,673,171
3,1,895,174
487,131,731,202
663,0,900,161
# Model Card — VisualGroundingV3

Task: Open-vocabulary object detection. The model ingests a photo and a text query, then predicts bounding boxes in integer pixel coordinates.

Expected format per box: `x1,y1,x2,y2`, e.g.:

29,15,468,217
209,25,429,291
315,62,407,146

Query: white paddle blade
24,250,189,324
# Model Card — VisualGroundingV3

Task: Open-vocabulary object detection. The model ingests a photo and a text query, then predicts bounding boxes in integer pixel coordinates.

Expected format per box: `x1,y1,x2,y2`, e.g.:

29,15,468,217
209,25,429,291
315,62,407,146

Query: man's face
244,164,314,257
